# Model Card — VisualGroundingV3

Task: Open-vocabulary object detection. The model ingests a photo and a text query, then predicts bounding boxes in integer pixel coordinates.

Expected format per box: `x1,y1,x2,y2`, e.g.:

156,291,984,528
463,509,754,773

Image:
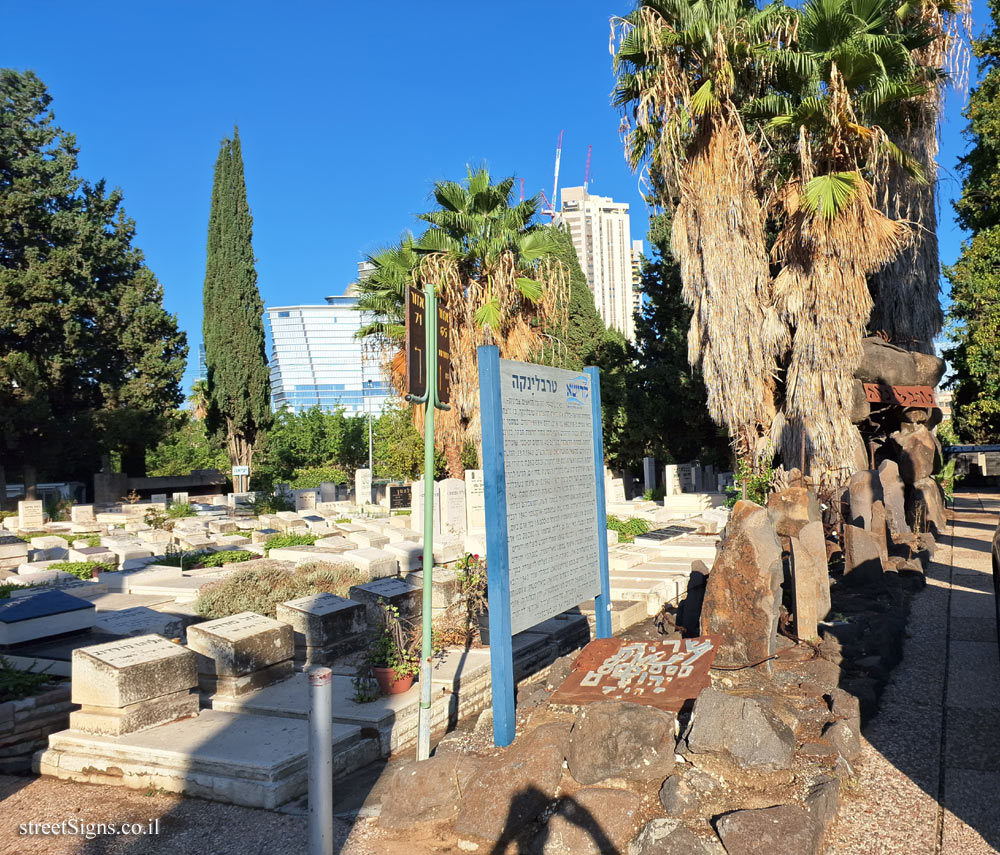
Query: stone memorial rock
18,500,44,531
843,524,884,586
766,487,820,537
888,425,937,485
847,469,883,530
909,477,947,534
791,521,830,641
685,687,795,769
0,590,96,646
871,500,889,565
275,593,367,664
70,505,96,524
878,459,909,535
715,804,820,855
186,612,294,697
567,700,676,785
699,501,782,670
354,468,373,505
629,819,716,855
379,753,482,829
70,634,199,735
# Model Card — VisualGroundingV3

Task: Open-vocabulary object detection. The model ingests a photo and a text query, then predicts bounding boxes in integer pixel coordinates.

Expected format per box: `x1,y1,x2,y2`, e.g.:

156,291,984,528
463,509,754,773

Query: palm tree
356,169,568,476
760,0,935,481
612,0,794,464
188,378,210,420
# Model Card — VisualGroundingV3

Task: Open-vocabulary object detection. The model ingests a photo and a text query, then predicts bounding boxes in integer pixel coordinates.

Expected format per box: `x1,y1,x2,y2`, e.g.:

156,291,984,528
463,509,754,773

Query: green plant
249,493,294,514
934,457,961,504
367,600,418,678
166,502,197,519
44,497,72,522
606,516,651,544
144,507,168,529
193,561,364,618
351,670,380,704
264,532,318,552
47,560,115,579
432,552,489,647
156,548,209,569
196,550,257,568
0,655,53,702
642,486,666,501
724,458,774,508
289,465,348,489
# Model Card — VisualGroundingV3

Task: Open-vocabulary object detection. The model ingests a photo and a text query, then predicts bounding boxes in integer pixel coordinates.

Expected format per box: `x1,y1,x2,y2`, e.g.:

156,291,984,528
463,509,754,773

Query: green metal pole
416,283,437,761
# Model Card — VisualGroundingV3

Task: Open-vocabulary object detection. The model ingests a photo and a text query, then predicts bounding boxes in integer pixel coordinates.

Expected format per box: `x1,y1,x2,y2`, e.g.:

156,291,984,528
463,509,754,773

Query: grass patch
264,532,319,552
193,561,365,619
606,516,651,544
47,560,116,579
196,550,257,568
166,503,197,519
0,655,54,703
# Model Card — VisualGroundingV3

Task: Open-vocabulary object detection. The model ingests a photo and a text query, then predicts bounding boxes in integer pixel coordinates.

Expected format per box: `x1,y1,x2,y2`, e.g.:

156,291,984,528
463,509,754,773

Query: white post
308,667,333,855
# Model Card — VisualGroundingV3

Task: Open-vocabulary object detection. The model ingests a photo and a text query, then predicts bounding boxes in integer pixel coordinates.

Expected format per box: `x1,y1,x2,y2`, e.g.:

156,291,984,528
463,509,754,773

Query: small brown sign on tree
406,286,426,399
549,636,719,711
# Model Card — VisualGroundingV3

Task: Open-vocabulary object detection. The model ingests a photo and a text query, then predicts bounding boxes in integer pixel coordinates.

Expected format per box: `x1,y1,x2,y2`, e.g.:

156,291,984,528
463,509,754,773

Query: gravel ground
824,490,1000,855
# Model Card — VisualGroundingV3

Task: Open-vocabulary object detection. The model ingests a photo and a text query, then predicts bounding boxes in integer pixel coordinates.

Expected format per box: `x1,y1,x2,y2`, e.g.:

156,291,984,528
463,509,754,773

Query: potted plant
368,601,418,694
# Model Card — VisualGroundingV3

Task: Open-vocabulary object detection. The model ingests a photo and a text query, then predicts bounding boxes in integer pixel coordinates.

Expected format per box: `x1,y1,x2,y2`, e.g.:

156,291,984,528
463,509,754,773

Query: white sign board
497,359,601,634
232,465,250,477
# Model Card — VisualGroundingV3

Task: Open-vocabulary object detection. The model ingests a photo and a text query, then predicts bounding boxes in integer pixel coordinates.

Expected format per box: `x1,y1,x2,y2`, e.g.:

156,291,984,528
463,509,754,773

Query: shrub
47,560,115,579
0,656,54,703
606,516,651,544
167,503,197,519
196,550,257,568
155,550,209,568
289,465,348,489
250,493,294,514
193,561,365,619
264,532,319,552
724,458,774,508
643,486,666,501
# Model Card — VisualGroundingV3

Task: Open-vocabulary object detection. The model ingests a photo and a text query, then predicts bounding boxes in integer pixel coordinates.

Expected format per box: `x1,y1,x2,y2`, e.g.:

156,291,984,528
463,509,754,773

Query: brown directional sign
549,636,719,711
436,300,451,405
405,286,426,399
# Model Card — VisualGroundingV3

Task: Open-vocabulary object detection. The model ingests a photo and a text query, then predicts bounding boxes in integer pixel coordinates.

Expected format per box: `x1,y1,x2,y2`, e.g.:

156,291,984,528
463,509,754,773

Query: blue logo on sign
566,376,589,406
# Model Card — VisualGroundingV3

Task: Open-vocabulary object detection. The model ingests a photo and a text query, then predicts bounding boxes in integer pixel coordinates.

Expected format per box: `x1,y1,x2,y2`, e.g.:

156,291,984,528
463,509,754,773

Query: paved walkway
826,491,1000,854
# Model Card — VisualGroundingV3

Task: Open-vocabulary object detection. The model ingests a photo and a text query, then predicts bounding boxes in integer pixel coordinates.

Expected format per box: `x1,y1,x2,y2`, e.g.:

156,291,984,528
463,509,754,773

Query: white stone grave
354,469,373,505
186,612,294,697
465,470,486,533
0,590,96,646
439,478,467,537
18,500,44,530
71,505,96,524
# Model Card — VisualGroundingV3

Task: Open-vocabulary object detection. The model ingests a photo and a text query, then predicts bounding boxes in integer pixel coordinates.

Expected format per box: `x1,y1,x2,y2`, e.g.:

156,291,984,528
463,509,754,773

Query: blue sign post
478,346,612,747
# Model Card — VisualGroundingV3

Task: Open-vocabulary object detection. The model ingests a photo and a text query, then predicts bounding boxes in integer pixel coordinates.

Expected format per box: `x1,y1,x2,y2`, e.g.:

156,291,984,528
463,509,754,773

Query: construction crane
583,144,593,193
519,177,524,203
539,189,554,217
551,129,564,213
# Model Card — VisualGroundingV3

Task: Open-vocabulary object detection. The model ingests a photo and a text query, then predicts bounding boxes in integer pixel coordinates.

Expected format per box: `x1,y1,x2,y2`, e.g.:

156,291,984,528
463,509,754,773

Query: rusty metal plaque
862,383,935,407
549,636,719,710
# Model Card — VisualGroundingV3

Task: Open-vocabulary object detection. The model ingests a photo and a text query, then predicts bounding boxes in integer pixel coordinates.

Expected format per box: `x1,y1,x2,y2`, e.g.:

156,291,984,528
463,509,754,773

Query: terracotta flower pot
372,665,414,695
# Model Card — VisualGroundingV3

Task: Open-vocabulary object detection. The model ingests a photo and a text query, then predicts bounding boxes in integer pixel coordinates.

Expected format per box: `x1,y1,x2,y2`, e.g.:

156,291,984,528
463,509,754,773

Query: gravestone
95,607,183,639
465,470,486,533
319,481,339,503
171,492,189,505
643,457,657,493
0,535,29,571
71,505,95,524
294,490,317,512
275,593,367,665
439,478,467,537
664,465,681,497
0,590,96,646
717,471,735,493
354,469,373,505
609,478,627,504
388,483,412,510
151,493,168,504
790,521,829,641
186,612,294,697
411,479,441,535
18,500,44,530
678,465,696,493
70,634,199,735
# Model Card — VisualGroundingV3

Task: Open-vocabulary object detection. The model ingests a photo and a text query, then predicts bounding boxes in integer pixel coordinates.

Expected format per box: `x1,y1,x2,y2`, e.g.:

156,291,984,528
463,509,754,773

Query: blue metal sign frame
478,346,612,747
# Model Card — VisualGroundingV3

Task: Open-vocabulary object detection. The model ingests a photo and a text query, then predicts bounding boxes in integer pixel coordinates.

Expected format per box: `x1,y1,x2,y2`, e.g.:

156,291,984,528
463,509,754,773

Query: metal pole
417,283,437,761
307,667,333,855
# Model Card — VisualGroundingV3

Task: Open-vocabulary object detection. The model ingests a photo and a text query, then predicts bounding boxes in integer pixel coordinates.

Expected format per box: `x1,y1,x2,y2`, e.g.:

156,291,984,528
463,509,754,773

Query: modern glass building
265,293,393,415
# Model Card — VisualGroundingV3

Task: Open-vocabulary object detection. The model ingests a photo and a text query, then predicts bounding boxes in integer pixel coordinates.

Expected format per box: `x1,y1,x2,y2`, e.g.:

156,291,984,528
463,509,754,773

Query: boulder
849,380,870,424
629,819,717,855
843,525,884,586
804,776,840,843
454,723,569,844
567,700,676,785
846,470,883,530
877,459,909,536
823,719,861,763
684,688,795,770
766,487,821,538
911,350,946,388
659,770,719,816
871,501,889,566
888,426,937,484
379,753,481,828
908,477,947,534
678,560,709,637
700,502,782,670
715,804,821,855
856,337,913,385
536,788,643,855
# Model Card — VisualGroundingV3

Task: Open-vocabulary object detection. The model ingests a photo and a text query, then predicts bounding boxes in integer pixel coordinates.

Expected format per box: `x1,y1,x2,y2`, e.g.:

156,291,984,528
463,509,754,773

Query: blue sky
2,0,988,391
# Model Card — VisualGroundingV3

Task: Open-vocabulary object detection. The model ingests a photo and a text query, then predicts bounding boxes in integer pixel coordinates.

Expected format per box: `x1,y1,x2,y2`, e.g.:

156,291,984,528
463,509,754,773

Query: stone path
826,490,1000,854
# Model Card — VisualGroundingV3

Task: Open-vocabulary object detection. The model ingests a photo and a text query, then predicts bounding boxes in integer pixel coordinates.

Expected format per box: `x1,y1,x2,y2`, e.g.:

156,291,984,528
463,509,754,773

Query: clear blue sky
2,0,988,392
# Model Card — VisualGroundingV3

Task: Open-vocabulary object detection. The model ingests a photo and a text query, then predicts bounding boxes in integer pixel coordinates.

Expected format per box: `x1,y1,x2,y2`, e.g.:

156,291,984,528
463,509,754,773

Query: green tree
146,413,229,476
202,128,271,486
0,69,185,495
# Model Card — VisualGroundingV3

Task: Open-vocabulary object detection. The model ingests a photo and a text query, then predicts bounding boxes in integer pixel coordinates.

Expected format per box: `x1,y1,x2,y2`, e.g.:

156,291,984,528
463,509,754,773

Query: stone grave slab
266,545,352,565
384,542,423,573
549,636,718,710
312,535,354,552
70,505,96,524
0,590,96,646
18,500,44,530
343,547,396,580
94,607,184,639
346,530,389,550
186,612,293,697
275,593,367,664
349,577,421,623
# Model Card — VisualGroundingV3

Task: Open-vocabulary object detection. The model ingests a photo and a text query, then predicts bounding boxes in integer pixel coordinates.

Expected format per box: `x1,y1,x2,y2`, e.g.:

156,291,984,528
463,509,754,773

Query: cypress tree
202,128,271,487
